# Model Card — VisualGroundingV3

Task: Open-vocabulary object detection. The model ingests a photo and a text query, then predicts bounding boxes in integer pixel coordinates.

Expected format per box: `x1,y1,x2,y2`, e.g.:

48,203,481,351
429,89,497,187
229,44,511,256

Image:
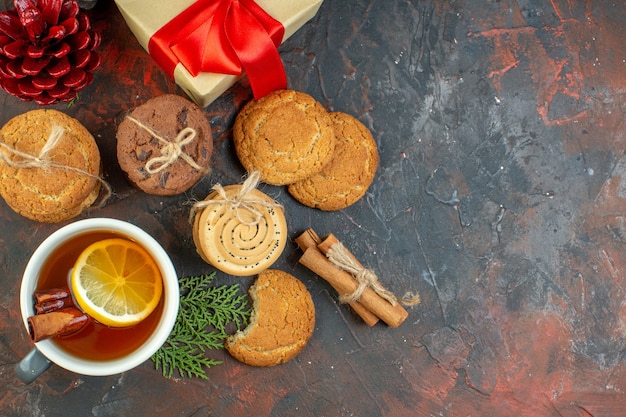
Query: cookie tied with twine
191,171,288,276
126,116,208,175
0,109,108,223
116,94,213,196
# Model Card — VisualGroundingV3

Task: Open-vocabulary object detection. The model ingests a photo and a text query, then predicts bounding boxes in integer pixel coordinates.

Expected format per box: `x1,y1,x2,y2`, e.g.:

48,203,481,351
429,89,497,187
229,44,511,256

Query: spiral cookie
192,182,287,276
233,90,336,186
287,112,379,211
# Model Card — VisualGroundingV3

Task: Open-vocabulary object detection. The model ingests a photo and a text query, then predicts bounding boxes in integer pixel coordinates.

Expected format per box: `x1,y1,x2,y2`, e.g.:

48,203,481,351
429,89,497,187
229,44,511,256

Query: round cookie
225,269,315,366
117,94,213,195
0,109,101,223
288,112,379,211
192,184,287,276
233,90,336,186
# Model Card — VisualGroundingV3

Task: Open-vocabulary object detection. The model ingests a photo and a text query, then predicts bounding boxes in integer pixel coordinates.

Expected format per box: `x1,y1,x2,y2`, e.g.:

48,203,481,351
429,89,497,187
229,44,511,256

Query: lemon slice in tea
70,238,163,327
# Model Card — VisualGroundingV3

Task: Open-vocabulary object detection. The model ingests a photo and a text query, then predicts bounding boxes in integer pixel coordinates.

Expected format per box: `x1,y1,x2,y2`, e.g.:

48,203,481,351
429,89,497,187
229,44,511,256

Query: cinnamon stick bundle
295,230,379,326
28,287,90,342
297,229,410,328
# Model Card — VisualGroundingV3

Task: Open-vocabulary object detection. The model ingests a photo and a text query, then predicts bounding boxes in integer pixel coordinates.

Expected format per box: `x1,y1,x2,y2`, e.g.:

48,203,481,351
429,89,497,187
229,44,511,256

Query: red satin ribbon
149,0,287,99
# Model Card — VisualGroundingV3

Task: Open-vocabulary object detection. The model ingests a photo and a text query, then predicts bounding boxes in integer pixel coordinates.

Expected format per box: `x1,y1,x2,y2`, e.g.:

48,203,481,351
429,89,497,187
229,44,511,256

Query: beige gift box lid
115,0,324,107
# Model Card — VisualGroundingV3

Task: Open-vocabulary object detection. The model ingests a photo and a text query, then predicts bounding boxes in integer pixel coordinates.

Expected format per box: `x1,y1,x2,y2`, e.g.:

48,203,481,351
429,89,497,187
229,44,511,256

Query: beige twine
0,125,111,206
126,116,209,175
189,171,282,226
326,243,421,307
326,242,400,306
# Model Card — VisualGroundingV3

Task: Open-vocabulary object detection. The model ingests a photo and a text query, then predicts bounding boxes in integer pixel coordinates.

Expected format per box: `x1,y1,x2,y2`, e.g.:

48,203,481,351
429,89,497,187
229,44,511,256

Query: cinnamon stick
318,233,408,309
27,307,90,342
317,234,365,270
299,247,409,328
34,296,75,314
295,230,379,326
34,287,71,304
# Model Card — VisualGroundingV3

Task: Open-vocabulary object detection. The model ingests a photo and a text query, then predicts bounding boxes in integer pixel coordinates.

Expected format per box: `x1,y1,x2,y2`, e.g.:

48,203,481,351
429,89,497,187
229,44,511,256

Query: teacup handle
15,348,52,384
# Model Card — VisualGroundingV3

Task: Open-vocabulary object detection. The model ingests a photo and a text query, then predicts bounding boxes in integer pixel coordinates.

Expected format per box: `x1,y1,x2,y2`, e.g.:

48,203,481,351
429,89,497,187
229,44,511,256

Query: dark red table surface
2,1,626,416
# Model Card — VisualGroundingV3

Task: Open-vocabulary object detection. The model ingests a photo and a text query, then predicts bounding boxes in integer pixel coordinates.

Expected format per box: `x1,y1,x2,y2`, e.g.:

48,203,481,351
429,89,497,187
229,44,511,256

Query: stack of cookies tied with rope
0,109,108,223
116,94,213,196
189,170,287,277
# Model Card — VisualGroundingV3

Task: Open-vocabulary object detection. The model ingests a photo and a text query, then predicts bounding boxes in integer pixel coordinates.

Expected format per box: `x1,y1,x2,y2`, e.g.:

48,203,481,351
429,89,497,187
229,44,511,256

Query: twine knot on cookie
0,125,111,205
190,171,282,226
126,116,209,175
325,242,400,306
0,124,65,169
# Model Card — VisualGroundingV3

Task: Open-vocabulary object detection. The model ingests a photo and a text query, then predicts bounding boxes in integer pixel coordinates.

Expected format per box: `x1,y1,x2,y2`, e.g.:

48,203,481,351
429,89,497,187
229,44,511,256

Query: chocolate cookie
288,112,379,211
116,94,213,195
233,90,336,186
0,109,101,223
225,269,315,366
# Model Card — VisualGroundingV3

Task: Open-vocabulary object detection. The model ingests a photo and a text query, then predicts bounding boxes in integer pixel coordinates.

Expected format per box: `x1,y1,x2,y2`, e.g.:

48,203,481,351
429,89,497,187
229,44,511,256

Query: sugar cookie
233,90,336,186
225,269,315,366
0,109,101,222
288,112,379,210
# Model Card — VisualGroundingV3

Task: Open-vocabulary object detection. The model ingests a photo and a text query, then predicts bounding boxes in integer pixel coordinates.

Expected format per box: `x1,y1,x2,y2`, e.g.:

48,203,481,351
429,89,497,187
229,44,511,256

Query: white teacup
15,218,179,383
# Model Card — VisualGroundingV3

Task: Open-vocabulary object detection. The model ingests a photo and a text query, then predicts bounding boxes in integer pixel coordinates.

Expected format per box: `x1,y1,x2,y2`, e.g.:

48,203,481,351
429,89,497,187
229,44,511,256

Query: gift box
115,0,324,107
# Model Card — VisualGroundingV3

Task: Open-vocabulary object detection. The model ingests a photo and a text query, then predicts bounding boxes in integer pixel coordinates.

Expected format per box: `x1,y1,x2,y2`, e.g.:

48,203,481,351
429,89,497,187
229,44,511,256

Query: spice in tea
35,230,163,361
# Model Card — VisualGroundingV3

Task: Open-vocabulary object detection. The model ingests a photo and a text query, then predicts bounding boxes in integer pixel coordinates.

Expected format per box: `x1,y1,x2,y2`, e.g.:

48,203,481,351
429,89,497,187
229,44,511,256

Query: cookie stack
116,94,213,196
233,90,379,211
0,110,102,223
191,180,288,276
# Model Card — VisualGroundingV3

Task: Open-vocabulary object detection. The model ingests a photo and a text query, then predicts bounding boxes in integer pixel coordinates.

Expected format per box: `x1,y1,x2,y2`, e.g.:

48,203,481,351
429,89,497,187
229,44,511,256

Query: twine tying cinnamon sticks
126,116,209,175
296,230,380,326
326,242,400,306
297,229,420,328
189,171,282,226
0,125,111,206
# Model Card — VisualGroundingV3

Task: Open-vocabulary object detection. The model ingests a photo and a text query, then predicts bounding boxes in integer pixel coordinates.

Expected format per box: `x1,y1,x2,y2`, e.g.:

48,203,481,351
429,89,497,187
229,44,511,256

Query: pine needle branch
151,272,250,379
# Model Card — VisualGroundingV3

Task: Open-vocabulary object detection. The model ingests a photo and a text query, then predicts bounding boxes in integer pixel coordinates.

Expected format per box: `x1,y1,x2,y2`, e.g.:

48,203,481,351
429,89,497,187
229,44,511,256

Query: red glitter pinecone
0,0,101,105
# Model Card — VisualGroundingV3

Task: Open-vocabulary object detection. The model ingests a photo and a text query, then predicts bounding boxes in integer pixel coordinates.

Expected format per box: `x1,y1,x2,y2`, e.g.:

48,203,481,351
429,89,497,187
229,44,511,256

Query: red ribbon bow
149,0,287,100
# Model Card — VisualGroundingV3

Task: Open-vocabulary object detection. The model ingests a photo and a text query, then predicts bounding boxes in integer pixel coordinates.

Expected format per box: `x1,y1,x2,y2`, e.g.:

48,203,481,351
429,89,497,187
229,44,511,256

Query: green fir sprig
151,272,251,379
